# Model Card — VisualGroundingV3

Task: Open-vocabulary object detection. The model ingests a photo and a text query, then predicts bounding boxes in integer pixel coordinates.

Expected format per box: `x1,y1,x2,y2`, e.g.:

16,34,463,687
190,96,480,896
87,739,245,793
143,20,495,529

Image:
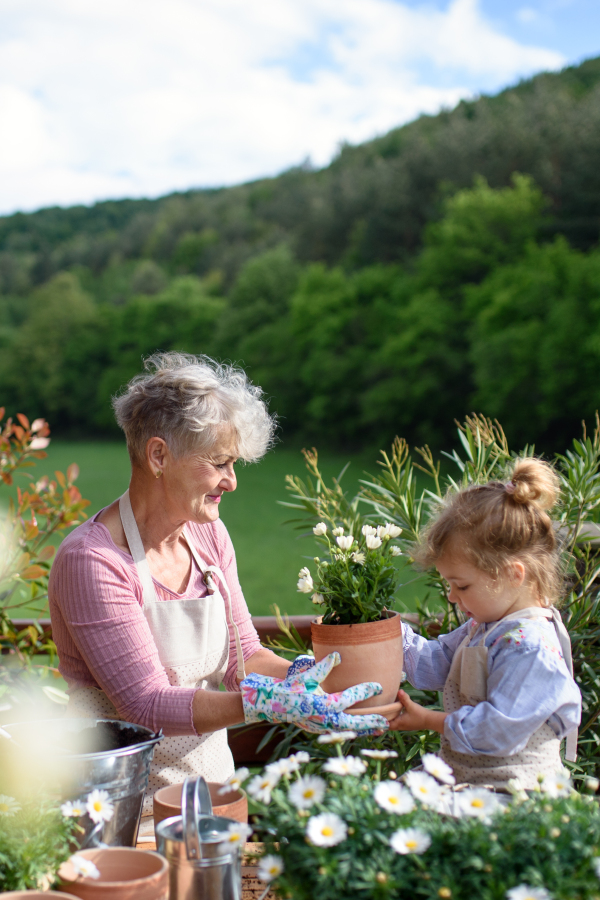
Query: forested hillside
1,56,600,451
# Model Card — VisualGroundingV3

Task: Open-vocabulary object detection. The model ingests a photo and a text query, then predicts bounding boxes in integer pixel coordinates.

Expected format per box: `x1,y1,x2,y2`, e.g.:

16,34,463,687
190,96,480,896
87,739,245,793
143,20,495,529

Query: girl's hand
388,690,448,735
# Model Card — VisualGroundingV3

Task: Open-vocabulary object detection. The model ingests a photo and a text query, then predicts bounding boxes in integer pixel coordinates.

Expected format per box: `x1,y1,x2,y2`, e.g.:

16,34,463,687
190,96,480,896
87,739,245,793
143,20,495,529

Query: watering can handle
181,776,213,860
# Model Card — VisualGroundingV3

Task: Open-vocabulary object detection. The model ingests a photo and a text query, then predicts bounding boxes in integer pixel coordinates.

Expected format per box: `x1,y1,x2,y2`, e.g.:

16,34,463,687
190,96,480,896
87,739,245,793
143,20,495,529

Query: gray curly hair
112,352,276,467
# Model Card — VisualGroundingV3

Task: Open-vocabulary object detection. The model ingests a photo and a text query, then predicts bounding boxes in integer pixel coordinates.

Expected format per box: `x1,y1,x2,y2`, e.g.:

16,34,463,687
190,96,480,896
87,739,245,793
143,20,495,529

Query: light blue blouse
402,615,582,757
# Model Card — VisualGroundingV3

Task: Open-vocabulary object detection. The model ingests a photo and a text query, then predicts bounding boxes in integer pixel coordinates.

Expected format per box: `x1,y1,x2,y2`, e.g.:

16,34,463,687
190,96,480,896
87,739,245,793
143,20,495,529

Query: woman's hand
388,689,448,734
241,651,389,736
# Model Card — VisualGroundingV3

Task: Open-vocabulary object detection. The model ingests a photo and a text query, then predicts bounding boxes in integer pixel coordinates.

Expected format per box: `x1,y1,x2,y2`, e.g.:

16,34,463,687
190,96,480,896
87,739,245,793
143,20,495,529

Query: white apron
440,606,577,791
67,491,247,814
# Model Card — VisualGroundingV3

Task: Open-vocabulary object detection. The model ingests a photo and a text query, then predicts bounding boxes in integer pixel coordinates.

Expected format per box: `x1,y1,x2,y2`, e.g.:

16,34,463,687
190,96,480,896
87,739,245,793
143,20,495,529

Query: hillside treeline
2,174,600,451
1,57,600,449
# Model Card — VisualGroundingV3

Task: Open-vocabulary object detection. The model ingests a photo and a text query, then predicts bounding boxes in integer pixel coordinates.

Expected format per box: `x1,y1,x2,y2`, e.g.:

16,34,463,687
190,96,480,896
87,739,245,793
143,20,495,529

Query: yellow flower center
269,867,278,876
93,801,103,812
0,803,8,813
389,796,398,805
303,789,315,799
418,787,428,794
406,840,418,850
321,826,334,837
229,832,241,842
471,799,485,808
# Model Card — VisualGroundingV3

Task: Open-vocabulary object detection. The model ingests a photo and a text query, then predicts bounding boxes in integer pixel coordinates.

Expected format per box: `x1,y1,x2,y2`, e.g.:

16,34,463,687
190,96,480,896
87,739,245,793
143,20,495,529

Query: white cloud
0,0,565,214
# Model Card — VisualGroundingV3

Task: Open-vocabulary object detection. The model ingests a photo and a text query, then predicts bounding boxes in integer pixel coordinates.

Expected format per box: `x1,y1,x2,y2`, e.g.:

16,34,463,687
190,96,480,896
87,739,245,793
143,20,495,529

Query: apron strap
119,491,158,607
202,565,247,682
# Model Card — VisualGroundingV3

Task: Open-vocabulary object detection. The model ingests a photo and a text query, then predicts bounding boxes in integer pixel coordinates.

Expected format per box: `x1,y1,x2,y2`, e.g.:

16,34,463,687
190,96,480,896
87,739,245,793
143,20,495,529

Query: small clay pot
153,781,248,830
2,893,76,899
311,610,404,709
58,848,168,900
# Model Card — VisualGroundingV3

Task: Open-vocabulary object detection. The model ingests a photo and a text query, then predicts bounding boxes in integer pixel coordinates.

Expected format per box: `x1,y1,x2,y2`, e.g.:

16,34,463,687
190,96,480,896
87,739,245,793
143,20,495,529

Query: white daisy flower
246,772,280,804
390,827,431,855
86,789,114,824
225,822,252,847
0,795,20,817
404,771,442,808
317,731,357,744
540,770,572,798
592,857,600,878
312,593,325,605
289,751,310,765
323,756,366,777
257,855,284,882
351,551,366,565
266,757,301,778
288,775,326,809
374,781,415,814
306,812,347,847
218,767,250,795
361,525,377,536
389,546,402,556
336,535,354,551
313,523,328,536
377,524,402,539
458,788,502,820
70,855,101,880
297,568,314,593
360,749,398,760
365,535,382,550
422,754,456,786
506,886,552,900
332,527,344,536
61,799,86,817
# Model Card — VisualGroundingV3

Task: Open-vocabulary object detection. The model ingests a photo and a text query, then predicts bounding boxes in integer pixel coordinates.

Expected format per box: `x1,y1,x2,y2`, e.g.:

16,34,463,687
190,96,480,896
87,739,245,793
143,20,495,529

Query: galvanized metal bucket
3,717,161,847
156,777,243,900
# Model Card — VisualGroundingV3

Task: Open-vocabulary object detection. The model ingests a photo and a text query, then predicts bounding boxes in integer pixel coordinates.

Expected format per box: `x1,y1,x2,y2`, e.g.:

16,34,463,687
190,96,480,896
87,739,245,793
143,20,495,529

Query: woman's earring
155,470,162,479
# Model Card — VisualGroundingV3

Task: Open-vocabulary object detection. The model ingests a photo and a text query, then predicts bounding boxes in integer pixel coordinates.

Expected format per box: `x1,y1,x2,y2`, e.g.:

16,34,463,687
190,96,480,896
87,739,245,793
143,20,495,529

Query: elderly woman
49,353,387,813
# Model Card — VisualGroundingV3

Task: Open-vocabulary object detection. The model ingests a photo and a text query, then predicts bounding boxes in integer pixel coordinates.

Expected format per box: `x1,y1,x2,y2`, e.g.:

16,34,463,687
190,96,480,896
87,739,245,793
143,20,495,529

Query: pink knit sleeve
198,520,263,692
50,537,198,737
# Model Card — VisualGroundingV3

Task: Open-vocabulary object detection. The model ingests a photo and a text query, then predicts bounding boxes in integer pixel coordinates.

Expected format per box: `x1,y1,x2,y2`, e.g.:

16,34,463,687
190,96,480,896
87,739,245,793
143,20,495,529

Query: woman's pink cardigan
48,513,262,736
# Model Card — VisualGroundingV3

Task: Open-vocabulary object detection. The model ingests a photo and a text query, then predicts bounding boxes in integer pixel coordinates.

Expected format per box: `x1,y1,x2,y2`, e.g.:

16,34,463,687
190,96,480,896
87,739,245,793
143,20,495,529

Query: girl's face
435,542,538,623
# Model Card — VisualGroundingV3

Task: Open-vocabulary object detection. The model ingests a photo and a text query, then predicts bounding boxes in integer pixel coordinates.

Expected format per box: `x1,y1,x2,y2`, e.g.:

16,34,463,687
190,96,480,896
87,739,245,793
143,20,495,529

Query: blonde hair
112,352,276,467
414,458,562,604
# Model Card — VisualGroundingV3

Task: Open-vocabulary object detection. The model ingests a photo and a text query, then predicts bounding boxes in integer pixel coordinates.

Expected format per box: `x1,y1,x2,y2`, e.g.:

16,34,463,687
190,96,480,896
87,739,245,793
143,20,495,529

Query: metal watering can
155,777,244,900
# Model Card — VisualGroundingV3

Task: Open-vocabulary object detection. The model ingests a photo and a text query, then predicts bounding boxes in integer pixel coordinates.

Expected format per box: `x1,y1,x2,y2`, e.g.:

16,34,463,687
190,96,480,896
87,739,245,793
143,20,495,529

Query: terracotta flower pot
2,893,76,899
153,781,248,830
58,848,168,900
311,609,403,710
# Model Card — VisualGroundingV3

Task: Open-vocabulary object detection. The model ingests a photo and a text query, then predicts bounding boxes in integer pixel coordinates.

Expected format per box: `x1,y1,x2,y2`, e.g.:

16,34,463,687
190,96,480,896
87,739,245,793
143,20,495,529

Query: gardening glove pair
240,651,389,736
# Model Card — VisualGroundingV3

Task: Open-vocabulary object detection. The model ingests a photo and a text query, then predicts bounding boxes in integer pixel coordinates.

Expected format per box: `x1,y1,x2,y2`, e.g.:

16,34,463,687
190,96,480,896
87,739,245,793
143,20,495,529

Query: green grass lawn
2,439,433,618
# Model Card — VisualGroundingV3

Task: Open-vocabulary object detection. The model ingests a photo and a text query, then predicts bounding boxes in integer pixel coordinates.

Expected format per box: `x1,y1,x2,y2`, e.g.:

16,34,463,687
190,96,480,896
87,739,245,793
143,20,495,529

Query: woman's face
163,438,238,525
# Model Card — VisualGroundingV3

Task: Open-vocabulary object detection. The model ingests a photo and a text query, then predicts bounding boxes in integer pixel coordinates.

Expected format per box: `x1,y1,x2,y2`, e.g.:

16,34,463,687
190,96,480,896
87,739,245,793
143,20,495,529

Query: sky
0,0,598,216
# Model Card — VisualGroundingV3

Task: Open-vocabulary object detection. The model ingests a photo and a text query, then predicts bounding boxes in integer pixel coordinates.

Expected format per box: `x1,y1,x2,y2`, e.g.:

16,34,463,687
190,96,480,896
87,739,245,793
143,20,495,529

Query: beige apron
440,606,577,790
67,491,247,814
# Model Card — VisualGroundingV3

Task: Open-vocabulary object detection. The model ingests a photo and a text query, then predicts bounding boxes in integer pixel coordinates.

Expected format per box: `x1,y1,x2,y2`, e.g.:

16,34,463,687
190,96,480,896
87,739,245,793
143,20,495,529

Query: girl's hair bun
509,458,559,510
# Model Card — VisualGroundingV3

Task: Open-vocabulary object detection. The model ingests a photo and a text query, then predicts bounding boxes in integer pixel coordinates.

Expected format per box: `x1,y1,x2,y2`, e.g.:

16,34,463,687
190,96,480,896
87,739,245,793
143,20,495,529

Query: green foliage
0,799,79,891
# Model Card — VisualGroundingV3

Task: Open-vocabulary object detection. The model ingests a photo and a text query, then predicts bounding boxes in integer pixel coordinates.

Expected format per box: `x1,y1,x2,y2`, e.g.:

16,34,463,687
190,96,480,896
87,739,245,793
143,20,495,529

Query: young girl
390,458,581,790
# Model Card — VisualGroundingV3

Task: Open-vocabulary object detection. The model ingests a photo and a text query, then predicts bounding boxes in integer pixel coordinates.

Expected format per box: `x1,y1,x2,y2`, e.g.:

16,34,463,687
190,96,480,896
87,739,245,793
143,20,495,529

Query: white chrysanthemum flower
288,775,326,809
297,568,314,593
86,789,114,824
540,770,572,798
365,535,382,550
374,781,415,814
218,767,250,794
422,754,456,786
592,857,600,878
336,535,354,551
390,827,431,855
317,731,357,744
404,771,442,807
362,525,377,536
351,550,366,565
323,756,366,777
377,523,402,538
360,749,398,759
70,855,101,880
257,855,284,882
506,778,528,802
0,795,20,817
266,756,301,778
506,886,552,900
458,788,502,819
585,776,600,794
247,771,280,803
332,527,344,536
289,750,310,765
313,523,328,536
312,593,325,605
306,812,347,847
225,821,252,847
61,799,86,817
389,546,402,556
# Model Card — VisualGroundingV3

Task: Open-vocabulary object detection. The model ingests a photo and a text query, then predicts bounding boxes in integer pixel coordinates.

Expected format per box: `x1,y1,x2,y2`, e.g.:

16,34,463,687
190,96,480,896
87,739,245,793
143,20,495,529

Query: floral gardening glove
286,654,316,678
240,651,389,736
